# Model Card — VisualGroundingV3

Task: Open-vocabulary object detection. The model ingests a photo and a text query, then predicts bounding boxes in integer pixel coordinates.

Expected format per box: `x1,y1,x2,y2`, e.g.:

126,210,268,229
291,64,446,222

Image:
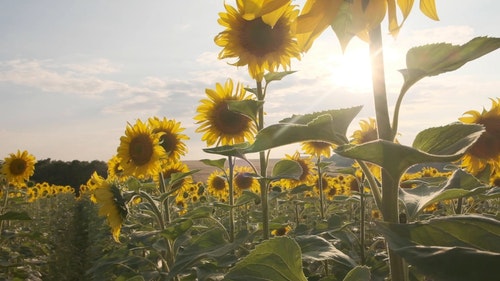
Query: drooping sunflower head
1,150,36,186
148,117,189,162
195,79,257,146
351,118,378,144
215,0,301,81
91,172,128,242
301,141,335,158
117,119,167,178
459,98,500,174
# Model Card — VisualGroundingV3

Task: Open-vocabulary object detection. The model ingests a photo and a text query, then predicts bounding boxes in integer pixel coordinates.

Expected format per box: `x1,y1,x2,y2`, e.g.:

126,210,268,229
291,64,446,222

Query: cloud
0,59,127,96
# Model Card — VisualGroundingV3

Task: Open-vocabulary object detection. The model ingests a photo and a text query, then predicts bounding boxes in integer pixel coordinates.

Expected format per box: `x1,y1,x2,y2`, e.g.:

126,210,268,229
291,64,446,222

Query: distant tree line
31,159,108,195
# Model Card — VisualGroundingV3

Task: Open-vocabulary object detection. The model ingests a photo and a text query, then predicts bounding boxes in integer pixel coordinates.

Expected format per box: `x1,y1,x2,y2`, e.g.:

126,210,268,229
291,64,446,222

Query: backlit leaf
225,237,307,281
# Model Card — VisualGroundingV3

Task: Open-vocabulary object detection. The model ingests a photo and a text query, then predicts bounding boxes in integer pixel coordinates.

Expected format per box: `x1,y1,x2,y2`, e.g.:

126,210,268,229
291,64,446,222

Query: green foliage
225,237,308,281
377,215,500,281
400,36,500,94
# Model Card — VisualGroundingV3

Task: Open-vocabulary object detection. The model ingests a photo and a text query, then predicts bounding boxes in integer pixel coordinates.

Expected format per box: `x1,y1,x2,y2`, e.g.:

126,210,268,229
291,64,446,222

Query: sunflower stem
256,80,269,239
227,156,235,242
316,158,325,220
369,24,407,281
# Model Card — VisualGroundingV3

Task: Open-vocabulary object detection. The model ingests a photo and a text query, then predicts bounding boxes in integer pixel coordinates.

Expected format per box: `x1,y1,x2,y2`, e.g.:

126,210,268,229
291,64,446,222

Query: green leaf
412,123,484,155
392,246,500,281
168,229,256,279
227,100,264,124
234,190,261,206
400,36,500,94
336,123,483,180
377,215,500,281
280,106,363,145
377,215,500,251
442,168,484,191
182,206,214,220
264,71,296,84
269,159,303,181
161,218,193,240
0,211,31,221
342,266,371,281
200,158,226,170
336,141,459,181
225,237,308,281
203,142,251,158
294,235,356,267
399,185,488,220
243,115,338,154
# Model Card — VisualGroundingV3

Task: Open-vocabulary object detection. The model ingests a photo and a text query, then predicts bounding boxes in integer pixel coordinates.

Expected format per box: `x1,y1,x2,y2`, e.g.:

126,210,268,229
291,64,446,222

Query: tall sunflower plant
197,0,500,280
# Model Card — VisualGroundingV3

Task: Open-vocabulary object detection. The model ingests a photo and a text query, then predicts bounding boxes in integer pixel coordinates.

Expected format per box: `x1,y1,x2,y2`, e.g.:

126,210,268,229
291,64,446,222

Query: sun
328,45,373,92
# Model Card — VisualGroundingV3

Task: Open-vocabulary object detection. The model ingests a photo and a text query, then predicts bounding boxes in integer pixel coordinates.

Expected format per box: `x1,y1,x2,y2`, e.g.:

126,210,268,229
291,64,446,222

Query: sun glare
328,46,373,93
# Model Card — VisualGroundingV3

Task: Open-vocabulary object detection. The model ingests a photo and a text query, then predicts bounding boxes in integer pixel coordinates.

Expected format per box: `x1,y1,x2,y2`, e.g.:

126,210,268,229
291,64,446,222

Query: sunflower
148,117,189,162
1,150,36,186
297,0,439,52
206,170,229,201
280,151,315,189
351,118,378,144
459,98,500,175
233,166,261,195
155,161,193,193
107,155,126,182
195,79,257,146
271,225,292,236
91,172,127,242
215,0,301,81
117,119,167,178
301,141,335,158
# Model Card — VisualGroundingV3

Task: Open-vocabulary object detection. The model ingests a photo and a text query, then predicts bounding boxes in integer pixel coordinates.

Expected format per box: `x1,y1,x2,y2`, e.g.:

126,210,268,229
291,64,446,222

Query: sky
1,1,499,162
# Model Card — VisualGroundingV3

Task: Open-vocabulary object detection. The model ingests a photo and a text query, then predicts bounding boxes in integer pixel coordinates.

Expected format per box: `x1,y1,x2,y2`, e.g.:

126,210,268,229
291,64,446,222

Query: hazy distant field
184,159,280,183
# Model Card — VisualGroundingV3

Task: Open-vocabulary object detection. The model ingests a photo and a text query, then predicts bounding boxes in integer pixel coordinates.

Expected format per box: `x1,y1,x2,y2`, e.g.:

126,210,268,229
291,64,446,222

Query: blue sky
1,1,499,162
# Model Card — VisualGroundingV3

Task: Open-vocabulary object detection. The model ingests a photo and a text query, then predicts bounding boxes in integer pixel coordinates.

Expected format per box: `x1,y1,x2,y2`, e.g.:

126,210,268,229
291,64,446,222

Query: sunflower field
2,0,500,280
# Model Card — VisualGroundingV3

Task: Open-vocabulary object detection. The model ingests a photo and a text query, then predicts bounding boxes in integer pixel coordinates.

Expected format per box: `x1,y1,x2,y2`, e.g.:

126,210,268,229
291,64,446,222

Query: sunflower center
9,159,27,176
235,173,253,190
468,133,500,160
129,134,154,166
158,132,179,154
241,17,286,57
212,176,227,191
213,102,251,135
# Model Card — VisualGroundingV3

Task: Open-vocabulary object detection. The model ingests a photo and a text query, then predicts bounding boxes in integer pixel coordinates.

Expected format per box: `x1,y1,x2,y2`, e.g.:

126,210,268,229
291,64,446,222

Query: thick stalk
369,24,407,281
256,80,269,239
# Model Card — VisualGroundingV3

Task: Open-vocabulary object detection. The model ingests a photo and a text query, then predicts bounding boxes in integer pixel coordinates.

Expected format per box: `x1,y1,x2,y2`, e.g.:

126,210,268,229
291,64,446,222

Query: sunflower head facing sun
215,0,301,81
195,79,257,147
148,117,189,163
459,98,500,175
1,150,37,186
117,119,167,179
